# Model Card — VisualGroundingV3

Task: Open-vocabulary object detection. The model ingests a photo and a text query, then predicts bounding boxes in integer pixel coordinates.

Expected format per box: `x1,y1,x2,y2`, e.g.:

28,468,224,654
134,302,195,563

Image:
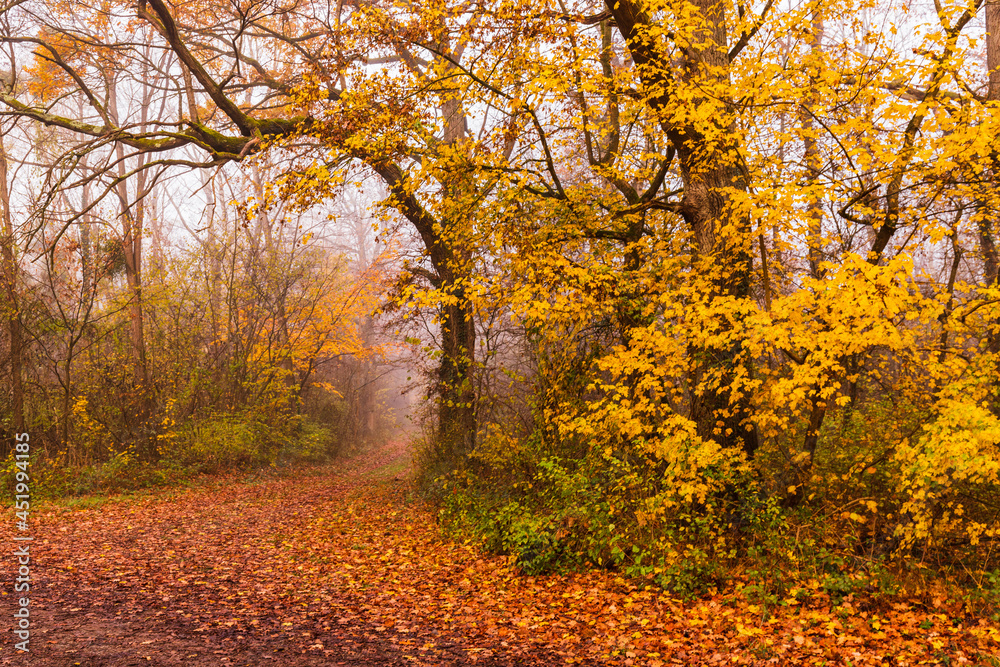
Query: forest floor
2,440,999,666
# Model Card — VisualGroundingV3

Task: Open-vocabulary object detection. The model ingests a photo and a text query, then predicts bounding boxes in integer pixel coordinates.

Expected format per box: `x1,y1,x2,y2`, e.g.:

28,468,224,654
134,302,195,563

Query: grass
369,456,411,480
35,457,345,515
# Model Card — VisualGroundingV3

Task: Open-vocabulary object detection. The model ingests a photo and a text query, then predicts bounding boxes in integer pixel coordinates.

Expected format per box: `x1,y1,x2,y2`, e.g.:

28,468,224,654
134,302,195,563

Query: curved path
1,441,994,665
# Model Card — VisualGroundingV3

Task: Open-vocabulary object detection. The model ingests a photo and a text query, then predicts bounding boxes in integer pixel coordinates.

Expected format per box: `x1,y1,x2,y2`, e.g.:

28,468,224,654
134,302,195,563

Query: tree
1,0,492,455
0,123,24,438
4,0,1000,556
981,0,999,360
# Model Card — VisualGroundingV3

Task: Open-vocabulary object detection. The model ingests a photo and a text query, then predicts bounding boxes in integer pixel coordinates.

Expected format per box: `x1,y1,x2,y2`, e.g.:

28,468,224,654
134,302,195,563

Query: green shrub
278,422,335,464
1,412,337,501
161,413,278,472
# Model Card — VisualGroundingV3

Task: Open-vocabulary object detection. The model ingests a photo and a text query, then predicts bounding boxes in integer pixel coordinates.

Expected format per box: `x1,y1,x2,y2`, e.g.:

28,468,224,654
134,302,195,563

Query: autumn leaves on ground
0,441,994,667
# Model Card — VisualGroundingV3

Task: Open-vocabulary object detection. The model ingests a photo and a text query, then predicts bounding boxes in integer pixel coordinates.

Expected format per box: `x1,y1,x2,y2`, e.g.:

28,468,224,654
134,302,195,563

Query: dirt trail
1,442,554,666
2,441,997,666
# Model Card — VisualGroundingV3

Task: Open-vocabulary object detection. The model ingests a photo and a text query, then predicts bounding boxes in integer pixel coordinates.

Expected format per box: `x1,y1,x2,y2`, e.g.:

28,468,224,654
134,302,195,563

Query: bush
277,422,335,464
0,412,338,501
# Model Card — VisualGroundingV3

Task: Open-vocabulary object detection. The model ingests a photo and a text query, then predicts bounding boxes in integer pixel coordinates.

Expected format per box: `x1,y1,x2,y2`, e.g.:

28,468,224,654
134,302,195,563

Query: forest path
1,440,996,666
2,441,586,666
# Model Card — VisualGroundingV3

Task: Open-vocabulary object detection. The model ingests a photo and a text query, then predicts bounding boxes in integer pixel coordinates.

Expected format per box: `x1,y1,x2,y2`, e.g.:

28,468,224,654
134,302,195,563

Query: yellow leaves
736,622,763,637
737,251,954,433
894,395,1000,545
311,381,344,399
790,451,811,467
70,395,113,453
211,0,1000,575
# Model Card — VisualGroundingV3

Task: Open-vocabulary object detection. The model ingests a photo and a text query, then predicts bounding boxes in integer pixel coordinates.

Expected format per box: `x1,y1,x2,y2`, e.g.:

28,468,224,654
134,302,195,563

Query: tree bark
79,147,94,299
982,0,1000,388
801,10,826,281
988,0,1000,103
437,89,477,458
0,132,24,436
368,153,477,457
981,0,1000,291
606,0,759,458
108,78,152,453
437,295,477,455
250,165,296,394
785,8,828,508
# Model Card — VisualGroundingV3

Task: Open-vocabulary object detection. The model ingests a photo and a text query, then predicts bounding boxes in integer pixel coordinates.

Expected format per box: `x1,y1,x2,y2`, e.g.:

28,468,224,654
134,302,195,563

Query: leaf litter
2,441,998,666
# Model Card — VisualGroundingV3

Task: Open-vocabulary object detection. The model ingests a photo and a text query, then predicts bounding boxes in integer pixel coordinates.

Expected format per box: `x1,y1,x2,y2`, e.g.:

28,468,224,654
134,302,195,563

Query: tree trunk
983,0,1000,400
369,156,478,458
79,151,94,300
204,171,223,342
250,165,297,398
978,0,1000,290
801,11,826,281
114,150,150,396
981,0,999,291
437,295,476,456
988,0,1000,103
0,133,24,436
62,357,73,464
432,73,476,457
606,0,759,458
784,9,829,507
109,80,152,452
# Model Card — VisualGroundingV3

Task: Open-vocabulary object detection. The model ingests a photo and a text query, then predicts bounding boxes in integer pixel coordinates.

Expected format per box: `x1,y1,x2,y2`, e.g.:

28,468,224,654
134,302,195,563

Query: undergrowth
0,415,337,499
422,398,1000,613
